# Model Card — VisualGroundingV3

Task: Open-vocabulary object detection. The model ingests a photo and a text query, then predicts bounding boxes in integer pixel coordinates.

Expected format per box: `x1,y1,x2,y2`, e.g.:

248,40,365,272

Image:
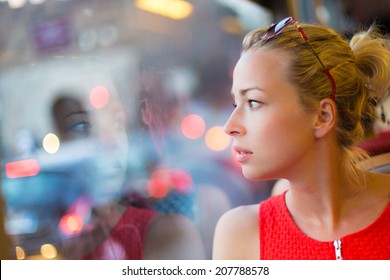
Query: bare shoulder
212,204,259,260
144,213,205,260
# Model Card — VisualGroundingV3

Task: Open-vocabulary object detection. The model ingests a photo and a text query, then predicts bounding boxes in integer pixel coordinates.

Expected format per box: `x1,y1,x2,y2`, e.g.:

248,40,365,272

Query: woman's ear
313,98,337,139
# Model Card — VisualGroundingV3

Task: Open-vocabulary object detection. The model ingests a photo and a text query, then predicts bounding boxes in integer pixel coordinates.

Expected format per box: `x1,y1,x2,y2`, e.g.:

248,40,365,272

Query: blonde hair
242,20,390,183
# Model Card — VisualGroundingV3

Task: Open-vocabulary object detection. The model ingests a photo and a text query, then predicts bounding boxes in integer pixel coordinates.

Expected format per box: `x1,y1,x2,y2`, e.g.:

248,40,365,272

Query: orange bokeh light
205,126,231,151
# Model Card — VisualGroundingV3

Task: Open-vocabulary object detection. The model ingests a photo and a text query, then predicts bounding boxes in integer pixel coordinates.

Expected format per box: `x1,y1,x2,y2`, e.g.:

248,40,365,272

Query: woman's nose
224,110,245,136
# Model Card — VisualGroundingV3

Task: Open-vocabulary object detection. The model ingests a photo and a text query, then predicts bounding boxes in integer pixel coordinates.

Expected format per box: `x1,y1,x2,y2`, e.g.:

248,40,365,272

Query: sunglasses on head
260,17,336,101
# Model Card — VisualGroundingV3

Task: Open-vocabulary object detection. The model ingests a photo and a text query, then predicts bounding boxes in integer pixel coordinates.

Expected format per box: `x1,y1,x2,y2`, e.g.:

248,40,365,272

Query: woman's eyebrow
64,111,89,119
231,86,264,97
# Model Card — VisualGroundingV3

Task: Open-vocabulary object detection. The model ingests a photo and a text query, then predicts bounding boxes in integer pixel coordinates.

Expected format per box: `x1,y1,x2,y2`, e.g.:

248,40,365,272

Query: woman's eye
68,121,91,138
248,99,262,109
70,121,90,132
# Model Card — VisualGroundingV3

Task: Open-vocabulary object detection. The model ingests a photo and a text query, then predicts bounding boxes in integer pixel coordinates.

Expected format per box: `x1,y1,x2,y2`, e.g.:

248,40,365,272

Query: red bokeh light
89,85,110,109
5,159,40,179
59,214,84,235
147,178,170,199
181,114,206,139
170,169,193,193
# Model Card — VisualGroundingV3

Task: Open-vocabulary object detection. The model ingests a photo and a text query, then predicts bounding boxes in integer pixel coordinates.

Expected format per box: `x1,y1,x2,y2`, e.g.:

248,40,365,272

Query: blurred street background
0,0,389,260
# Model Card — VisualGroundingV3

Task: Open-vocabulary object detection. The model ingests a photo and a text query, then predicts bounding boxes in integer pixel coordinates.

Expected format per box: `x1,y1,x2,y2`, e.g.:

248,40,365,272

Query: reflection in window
52,95,91,142
0,0,277,261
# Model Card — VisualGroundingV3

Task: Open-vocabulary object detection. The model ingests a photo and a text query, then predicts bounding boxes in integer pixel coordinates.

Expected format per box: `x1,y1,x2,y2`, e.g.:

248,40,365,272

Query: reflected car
2,158,89,259
1,140,121,259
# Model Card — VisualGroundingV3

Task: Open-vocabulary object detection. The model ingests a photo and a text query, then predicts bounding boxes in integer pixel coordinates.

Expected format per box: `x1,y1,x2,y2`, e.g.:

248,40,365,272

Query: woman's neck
283,141,370,240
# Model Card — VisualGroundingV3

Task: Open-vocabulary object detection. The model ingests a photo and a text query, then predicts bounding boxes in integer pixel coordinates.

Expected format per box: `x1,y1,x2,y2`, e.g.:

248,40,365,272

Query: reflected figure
135,56,265,259
52,96,91,142
136,65,217,259
51,87,205,260
62,202,205,260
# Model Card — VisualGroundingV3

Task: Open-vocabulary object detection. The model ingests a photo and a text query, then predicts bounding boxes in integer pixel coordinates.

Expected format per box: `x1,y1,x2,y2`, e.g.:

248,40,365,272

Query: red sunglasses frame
260,17,336,101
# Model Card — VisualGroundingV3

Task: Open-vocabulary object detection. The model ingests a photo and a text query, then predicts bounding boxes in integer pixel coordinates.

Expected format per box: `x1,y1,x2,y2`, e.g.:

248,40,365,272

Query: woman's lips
233,146,253,162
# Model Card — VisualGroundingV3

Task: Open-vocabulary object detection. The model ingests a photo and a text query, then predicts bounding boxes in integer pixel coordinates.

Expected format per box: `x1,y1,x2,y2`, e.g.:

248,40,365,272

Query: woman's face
225,48,317,180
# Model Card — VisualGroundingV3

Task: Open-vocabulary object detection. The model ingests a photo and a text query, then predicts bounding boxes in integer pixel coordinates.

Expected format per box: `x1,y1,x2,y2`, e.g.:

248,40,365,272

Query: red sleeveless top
84,206,156,260
259,192,390,260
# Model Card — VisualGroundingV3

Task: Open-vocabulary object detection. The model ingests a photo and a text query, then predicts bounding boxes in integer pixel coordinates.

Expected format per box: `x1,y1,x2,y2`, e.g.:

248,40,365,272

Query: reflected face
52,97,91,141
51,94,128,206
224,49,316,180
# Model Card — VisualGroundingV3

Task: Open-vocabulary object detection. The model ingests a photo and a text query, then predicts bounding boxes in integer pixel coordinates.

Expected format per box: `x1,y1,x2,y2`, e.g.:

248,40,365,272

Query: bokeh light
40,244,57,259
5,159,40,178
147,170,171,199
15,246,26,260
170,168,193,193
135,0,193,20
181,114,206,139
42,133,60,154
147,178,170,199
205,126,231,151
59,214,84,235
89,85,110,109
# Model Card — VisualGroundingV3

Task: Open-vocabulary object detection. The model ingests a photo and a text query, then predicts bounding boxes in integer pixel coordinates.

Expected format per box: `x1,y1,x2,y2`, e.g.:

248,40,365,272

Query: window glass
0,0,275,260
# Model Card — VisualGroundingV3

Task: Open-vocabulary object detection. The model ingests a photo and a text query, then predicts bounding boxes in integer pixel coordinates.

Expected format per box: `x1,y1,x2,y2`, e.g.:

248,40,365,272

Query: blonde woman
213,17,390,260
